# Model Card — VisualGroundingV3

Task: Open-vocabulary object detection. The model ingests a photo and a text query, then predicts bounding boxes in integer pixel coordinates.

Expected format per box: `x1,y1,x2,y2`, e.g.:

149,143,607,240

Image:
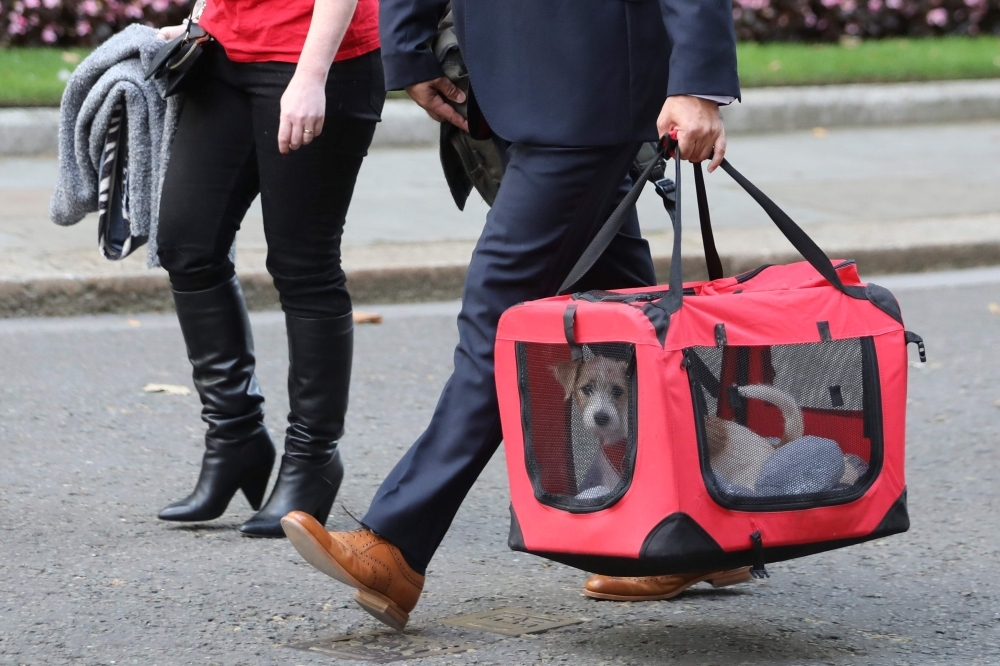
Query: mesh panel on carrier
686,337,883,509
516,341,637,512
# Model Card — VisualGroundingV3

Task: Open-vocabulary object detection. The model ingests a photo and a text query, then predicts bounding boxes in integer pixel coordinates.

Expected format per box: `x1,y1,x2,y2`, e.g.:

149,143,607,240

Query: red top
200,0,380,64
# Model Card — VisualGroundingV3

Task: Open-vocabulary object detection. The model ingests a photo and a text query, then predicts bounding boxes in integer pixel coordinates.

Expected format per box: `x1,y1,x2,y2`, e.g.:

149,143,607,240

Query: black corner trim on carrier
641,301,671,346
508,505,526,551
563,303,583,361
640,512,727,561
510,489,909,577
864,283,904,324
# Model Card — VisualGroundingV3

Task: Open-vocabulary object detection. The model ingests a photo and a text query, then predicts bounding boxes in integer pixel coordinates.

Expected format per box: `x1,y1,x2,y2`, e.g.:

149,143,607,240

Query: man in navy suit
282,0,744,629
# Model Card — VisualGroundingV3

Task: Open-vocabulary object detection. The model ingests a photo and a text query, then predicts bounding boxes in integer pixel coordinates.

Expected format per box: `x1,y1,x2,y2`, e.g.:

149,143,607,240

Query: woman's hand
278,73,327,155
156,23,187,41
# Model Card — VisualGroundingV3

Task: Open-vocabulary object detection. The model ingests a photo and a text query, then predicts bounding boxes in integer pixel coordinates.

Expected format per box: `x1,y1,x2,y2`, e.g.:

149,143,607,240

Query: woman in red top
154,0,383,536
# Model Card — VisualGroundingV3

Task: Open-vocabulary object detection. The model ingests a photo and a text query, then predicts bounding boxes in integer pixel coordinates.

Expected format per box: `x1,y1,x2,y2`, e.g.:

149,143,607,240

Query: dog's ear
553,361,579,401
611,359,630,377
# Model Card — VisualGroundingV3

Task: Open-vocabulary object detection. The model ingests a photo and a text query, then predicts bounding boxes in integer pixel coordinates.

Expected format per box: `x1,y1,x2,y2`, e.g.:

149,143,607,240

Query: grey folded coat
50,24,179,267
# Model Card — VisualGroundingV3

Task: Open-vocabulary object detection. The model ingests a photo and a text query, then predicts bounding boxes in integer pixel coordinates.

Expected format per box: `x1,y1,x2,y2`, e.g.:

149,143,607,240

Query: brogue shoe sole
583,567,752,602
281,515,410,631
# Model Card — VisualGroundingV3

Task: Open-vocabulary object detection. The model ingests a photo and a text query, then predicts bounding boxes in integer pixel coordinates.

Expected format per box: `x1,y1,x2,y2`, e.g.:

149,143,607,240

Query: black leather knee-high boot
239,312,351,537
158,276,276,522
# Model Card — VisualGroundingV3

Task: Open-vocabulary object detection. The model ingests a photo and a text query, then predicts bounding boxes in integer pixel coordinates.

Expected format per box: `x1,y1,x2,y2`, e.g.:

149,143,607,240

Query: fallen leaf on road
143,383,191,396
126,319,142,327
811,127,828,138
353,311,383,325
988,302,1000,315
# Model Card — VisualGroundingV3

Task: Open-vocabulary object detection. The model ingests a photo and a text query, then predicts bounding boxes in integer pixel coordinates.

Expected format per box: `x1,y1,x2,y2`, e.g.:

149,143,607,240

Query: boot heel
312,493,336,527
241,465,271,511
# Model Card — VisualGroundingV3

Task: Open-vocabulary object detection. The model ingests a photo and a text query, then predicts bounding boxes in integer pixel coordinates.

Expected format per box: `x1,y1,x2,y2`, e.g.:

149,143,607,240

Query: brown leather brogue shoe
281,511,424,631
583,567,752,601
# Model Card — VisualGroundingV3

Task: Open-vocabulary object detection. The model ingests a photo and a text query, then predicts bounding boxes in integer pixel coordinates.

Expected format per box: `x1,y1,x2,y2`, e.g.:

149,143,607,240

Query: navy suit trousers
362,141,657,572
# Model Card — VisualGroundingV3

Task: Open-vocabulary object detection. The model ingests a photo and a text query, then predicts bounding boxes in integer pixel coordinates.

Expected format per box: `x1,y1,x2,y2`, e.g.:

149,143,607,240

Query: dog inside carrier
517,341,638,512
686,337,882,510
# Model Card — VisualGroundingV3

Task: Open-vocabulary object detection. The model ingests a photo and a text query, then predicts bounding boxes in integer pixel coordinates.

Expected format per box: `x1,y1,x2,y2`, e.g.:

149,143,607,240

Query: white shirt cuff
692,94,736,106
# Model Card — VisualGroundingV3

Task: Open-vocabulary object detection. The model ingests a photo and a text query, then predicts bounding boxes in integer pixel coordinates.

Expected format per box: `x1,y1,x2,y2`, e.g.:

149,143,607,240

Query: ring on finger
303,129,314,135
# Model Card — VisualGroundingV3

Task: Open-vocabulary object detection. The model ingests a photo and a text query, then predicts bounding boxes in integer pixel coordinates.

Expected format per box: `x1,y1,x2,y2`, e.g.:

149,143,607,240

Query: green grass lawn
0,47,91,107
738,36,1000,87
3,36,1000,106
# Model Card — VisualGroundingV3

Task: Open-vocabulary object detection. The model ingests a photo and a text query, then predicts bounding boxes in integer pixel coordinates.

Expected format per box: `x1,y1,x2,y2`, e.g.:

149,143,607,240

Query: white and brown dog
554,356,631,500
705,384,805,491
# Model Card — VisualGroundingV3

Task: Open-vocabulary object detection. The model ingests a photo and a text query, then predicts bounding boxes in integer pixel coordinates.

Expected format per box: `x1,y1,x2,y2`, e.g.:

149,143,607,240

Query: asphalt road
1,269,999,665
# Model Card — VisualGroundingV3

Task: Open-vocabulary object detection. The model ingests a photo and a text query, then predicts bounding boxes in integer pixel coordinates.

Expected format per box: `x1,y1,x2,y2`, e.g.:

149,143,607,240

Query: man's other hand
657,95,726,173
406,77,469,132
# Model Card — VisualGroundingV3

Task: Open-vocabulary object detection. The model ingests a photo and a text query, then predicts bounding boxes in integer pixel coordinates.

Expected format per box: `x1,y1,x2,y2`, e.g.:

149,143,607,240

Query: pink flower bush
1,0,189,45
1,0,998,45
926,6,949,23
733,0,1000,40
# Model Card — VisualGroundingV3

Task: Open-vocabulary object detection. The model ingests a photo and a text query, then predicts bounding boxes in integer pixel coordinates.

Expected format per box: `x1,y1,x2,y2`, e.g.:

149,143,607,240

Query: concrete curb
0,108,61,156
722,79,1000,134
2,240,997,318
5,79,1000,155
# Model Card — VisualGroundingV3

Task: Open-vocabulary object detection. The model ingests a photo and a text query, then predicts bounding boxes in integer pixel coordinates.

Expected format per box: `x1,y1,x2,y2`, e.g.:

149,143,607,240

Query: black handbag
97,101,147,260
144,21,213,97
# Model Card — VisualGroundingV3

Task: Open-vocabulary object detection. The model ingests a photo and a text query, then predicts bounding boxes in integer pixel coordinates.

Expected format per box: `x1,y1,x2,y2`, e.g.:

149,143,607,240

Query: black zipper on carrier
573,288,695,304
750,531,770,579
734,264,774,283
733,260,855,286
905,331,927,363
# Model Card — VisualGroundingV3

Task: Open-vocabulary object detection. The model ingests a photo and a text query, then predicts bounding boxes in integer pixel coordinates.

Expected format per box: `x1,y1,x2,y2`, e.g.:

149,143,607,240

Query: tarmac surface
1,267,999,665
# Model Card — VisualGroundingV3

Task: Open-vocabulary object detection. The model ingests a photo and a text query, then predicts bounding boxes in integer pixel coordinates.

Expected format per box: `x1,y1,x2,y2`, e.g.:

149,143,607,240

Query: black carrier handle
558,137,853,308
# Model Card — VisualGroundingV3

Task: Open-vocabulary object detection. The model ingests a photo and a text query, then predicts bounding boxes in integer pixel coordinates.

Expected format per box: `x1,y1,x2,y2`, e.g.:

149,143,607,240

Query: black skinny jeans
157,43,384,318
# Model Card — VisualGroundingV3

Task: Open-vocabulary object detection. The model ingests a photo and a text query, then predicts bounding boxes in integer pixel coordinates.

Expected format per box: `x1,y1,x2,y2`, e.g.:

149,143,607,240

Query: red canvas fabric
200,0,380,64
495,260,911,574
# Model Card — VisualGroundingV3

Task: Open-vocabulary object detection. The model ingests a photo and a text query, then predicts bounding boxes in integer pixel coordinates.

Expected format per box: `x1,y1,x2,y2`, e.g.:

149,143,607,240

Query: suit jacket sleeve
380,0,450,90
659,0,741,100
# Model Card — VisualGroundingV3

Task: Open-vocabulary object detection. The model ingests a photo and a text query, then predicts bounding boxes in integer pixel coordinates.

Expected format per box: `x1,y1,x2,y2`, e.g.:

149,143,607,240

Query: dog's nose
594,411,610,427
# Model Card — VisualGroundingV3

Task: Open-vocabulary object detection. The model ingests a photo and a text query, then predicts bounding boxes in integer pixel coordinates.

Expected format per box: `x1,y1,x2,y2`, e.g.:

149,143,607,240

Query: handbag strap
648,154,723,282
558,139,848,297
716,158,847,293
693,162,724,281
559,140,675,297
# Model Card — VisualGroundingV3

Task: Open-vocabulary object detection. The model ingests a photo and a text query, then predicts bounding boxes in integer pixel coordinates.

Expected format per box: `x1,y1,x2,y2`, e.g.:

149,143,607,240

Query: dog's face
554,357,630,444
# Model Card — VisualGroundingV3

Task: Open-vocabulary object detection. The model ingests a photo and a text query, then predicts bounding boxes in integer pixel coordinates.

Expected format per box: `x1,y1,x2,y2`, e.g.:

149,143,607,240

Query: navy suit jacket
379,0,741,146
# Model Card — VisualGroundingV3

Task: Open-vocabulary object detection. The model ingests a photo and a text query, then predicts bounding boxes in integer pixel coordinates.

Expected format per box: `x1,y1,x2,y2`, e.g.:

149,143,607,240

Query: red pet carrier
495,140,922,576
